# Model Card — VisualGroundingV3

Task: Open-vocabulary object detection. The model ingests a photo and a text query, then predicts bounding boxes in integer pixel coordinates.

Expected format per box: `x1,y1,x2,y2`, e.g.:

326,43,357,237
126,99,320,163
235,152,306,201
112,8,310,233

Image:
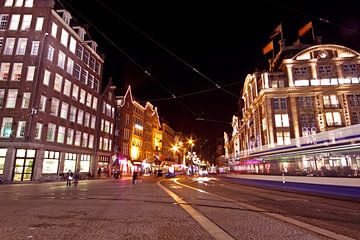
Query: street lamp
188,138,195,174
171,144,179,163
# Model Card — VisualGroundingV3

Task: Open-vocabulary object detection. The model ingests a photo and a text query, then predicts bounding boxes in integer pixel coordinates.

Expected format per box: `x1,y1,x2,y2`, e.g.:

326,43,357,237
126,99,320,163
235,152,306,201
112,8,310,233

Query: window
50,98,59,116
11,63,22,81
60,29,69,47
4,38,15,55
326,112,342,126
91,115,96,129
83,50,90,65
86,93,92,107
69,37,76,54
84,113,90,127
74,64,81,79
24,66,35,81
30,41,40,55
276,131,291,145
72,85,79,100
76,44,83,59
24,0,33,7
94,79,99,92
92,97,97,110
69,106,76,122
66,57,74,74
16,121,26,137
273,98,287,110
15,38,27,55
60,102,68,119
88,74,94,88
51,22,57,38
46,123,56,141
342,63,358,76
54,74,63,92
43,69,50,86
81,69,88,84
275,114,289,127
34,122,42,140
77,109,83,125
89,57,96,70
0,14,9,30
318,65,334,77
4,0,13,7
9,14,20,31
79,89,86,104
47,45,54,61
39,95,46,111
35,17,44,31
80,154,90,172
124,129,130,140
5,89,18,108
42,150,60,174
0,89,4,108
323,95,339,108
64,79,71,96
14,0,23,7
88,135,94,149
95,61,101,75
20,14,32,31
21,92,30,108
82,133,88,147
1,117,13,137
64,153,76,173
0,63,10,80
57,50,66,69
74,131,81,146
66,128,74,145
351,112,359,124
57,126,65,143
0,37,4,53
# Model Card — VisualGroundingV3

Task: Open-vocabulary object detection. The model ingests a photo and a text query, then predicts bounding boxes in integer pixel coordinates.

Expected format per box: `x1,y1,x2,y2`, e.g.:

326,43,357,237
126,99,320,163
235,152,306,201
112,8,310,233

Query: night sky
62,0,360,143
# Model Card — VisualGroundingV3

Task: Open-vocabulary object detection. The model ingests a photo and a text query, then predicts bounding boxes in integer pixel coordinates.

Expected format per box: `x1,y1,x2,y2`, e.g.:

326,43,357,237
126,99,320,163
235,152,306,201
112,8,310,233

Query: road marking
158,180,235,240
174,179,355,240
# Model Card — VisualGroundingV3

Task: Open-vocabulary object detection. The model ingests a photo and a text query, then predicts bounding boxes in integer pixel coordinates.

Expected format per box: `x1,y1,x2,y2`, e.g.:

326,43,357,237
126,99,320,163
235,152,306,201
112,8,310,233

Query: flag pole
280,23,284,41
311,23,315,44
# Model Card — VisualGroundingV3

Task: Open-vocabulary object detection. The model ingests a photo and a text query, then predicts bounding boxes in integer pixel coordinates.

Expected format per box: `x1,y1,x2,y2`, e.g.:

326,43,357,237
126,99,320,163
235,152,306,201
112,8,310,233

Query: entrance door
13,149,35,181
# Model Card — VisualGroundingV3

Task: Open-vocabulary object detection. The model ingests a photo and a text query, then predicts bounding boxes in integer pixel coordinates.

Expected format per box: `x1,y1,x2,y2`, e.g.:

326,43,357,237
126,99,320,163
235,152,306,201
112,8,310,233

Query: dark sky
62,0,360,142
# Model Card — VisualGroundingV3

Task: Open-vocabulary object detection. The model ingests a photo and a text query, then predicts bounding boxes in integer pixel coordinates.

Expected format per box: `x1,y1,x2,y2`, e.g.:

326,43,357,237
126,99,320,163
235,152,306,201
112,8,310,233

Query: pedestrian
132,171,137,184
66,170,73,187
97,167,101,178
73,170,80,186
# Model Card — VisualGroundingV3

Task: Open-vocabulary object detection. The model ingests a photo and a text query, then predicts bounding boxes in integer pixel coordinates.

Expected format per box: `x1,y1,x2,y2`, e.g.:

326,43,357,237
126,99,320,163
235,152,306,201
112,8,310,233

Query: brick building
0,0,114,182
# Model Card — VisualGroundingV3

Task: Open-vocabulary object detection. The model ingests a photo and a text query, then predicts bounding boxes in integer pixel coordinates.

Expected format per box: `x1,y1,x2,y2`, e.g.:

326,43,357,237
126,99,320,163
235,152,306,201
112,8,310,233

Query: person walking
66,170,73,187
73,170,80,186
132,171,137,184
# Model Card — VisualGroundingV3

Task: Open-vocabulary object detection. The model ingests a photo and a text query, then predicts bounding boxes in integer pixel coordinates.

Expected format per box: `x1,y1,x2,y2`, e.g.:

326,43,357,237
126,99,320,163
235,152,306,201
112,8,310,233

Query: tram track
158,178,358,240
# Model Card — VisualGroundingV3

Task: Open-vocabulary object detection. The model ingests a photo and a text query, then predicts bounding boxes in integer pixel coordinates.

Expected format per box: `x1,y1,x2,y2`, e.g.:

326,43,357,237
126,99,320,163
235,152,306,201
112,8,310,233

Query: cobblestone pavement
0,177,214,240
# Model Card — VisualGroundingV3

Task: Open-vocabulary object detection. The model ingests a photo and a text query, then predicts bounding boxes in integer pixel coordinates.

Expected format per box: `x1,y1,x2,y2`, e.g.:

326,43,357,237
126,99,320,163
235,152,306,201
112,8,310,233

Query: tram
229,125,360,177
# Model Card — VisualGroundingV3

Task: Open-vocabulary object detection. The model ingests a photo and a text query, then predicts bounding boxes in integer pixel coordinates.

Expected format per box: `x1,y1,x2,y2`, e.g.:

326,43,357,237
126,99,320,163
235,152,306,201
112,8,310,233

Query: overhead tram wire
94,0,240,99
61,1,198,118
147,80,243,102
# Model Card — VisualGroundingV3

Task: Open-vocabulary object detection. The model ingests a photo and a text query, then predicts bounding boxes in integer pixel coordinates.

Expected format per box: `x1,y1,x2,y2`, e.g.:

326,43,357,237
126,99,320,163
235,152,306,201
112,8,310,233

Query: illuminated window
323,95,339,108
66,128,74,145
51,22,57,38
4,38,15,55
326,112,342,126
0,62,10,80
21,92,31,108
42,151,60,174
9,14,20,30
79,89,86,104
74,131,81,146
64,153,76,173
276,131,290,145
0,149,7,174
88,135,94,149
47,45,54,61
43,69,51,86
77,109,83,125
0,89,4,108
72,84,79,100
50,98,59,116
35,17,44,31
82,133,88,147
54,74,63,92
16,121,26,137
63,79,71,96
69,106,76,122
15,38,27,55
69,37,76,54
57,50,66,69
4,0,13,7
1,117,13,137
35,123,42,140
5,89,17,108
60,102,68,119
66,58,74,74
275,114,289,127
20,14,32,31
90,115,96,129
60,29,69,47
24,0,33,7
26,66,35,81
80,154,90,172
46,123,56,141
11,63,22,80
30,41,40,55
57,126,65,143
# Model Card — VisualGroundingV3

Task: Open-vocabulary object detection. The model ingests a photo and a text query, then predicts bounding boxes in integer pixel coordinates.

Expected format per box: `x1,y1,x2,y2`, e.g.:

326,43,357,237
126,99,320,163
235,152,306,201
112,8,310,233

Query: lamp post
188,138,195,174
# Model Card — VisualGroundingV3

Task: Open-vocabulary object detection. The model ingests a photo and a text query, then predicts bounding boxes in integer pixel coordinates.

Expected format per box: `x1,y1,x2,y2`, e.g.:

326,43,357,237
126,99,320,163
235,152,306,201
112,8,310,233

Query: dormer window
56,10,72,25
73,26,86,41
86,40,97,52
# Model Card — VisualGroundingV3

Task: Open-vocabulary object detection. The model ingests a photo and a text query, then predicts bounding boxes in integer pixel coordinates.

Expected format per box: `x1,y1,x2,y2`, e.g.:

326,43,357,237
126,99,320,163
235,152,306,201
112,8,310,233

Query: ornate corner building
227,40,360,176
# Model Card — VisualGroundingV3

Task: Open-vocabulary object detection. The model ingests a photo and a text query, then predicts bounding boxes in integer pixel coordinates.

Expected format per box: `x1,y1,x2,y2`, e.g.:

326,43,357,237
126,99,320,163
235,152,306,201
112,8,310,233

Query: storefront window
64,153,76,172
80,154,90,172
0,148,7,174
42,150,60,173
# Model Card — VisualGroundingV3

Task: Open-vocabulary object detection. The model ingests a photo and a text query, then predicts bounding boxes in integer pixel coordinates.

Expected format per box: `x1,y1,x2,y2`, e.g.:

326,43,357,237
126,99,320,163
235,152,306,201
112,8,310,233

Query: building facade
0,0,111,182
228,41,360,176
